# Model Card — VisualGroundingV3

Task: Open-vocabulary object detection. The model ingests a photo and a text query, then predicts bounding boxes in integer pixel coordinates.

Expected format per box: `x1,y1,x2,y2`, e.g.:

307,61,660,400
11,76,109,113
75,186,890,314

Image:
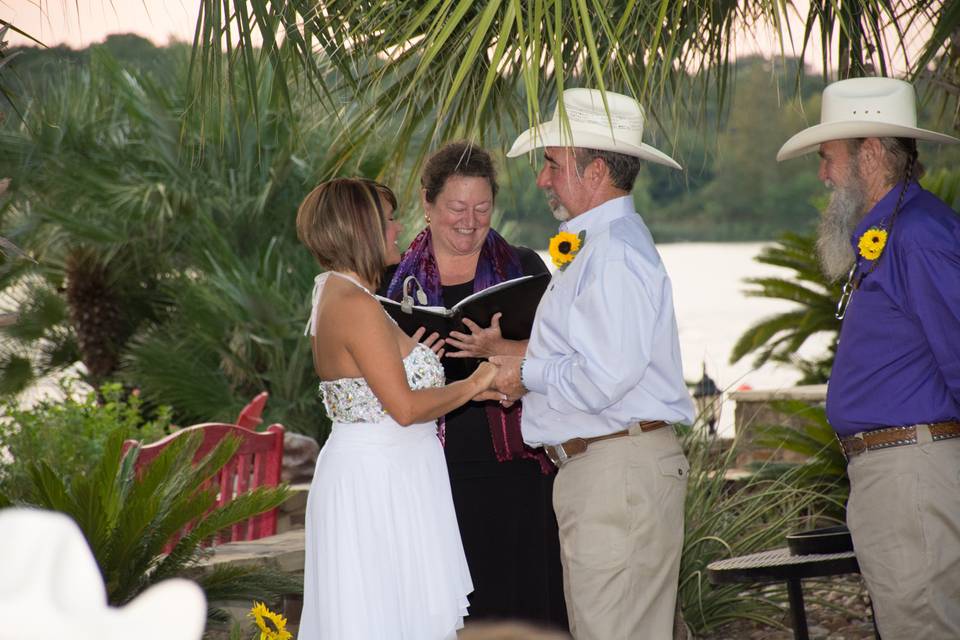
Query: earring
424,214,431,224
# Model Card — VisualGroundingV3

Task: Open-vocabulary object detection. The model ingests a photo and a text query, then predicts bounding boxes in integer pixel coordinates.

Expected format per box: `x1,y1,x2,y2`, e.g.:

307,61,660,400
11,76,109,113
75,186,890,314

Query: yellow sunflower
548,230,584,270
249,601,293,640
857,227,888,261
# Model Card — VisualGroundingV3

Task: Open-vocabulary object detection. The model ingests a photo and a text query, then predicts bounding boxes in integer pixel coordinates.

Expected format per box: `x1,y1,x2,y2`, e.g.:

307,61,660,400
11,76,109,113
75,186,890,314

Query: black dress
381,247,567,629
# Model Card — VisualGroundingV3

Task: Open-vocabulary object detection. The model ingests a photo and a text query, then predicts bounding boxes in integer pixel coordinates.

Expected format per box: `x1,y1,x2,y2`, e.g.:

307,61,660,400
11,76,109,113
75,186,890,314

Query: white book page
450,275,536,311
376,296,452,317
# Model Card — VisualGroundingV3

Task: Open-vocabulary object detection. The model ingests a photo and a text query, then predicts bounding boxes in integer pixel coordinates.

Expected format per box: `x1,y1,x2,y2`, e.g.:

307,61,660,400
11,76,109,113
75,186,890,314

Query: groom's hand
489,355,526,399
472,389,521,407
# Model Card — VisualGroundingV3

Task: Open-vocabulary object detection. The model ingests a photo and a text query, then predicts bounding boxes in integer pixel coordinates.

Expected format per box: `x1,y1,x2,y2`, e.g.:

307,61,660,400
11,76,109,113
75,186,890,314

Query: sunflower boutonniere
857,226,888,261
548,229,586,271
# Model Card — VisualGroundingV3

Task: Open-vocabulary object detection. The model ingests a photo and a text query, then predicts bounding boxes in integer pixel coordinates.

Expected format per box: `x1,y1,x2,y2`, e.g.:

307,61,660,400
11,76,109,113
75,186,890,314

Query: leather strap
840,421,960,459
545,420,669,467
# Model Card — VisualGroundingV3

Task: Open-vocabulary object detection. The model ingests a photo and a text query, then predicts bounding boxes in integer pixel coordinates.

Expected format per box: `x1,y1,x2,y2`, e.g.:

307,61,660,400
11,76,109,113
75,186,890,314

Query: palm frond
189,1,960,179
13,425,293,621
730,231,841,379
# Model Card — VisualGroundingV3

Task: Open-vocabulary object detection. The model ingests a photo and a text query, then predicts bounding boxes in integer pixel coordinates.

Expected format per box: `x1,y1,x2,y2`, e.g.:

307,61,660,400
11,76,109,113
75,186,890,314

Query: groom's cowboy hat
0,508,207,640
777,76,960,161
507,88,682,170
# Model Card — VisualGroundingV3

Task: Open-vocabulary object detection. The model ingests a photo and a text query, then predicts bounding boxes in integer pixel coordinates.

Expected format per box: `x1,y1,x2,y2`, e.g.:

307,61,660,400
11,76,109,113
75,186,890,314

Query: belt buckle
841,435,866,460
547,443,569,468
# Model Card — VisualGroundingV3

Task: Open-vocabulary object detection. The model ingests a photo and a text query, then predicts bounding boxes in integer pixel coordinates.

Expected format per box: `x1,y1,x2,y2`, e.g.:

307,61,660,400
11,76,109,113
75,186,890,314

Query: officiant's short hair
297,178,397,288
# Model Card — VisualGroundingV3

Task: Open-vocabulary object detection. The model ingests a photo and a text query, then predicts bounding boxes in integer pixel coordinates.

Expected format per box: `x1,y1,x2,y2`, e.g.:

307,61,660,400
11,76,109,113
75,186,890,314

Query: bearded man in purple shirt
778,77,960,638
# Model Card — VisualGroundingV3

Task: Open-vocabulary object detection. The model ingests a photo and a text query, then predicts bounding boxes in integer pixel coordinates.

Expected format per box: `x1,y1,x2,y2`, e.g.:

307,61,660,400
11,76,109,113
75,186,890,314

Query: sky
3,0,200,48
5,1,799,53
2,0,923,78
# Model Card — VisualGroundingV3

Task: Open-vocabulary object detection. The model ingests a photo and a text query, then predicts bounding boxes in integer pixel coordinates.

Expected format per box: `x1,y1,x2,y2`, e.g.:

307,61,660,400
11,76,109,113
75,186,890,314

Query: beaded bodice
307,271,445,423
319,343,445,423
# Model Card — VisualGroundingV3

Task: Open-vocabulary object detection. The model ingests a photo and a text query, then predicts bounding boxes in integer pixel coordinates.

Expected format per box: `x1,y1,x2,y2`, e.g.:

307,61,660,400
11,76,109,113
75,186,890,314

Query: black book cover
377,272,550,340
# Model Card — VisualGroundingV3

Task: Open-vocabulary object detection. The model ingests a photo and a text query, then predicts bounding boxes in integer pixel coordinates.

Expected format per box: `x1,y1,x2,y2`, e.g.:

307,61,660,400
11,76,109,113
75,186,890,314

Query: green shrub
678,419,844,635
2,426,296,624
746,400,849,521
0,381,171,501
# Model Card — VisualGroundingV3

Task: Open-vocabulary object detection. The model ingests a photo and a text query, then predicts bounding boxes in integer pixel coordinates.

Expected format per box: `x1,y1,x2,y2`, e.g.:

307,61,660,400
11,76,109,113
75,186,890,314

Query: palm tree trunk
64,250,126,385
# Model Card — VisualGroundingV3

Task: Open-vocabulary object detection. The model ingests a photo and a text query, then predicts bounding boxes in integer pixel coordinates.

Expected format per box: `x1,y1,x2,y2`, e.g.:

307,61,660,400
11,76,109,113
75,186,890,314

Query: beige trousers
552,425,688,640
846,429,960,639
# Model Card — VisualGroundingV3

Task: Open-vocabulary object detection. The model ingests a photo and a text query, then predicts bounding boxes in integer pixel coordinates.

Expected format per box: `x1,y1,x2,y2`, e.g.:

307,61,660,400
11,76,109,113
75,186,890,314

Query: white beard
816,179,867,281
544,189,571,221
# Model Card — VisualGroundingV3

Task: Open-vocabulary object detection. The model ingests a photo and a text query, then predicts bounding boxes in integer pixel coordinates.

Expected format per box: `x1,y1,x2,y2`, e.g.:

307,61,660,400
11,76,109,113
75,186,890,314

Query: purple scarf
387,227,554,474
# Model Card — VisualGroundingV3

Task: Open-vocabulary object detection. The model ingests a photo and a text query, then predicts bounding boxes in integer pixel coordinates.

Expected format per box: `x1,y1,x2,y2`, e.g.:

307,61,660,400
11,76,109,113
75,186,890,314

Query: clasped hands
470,355,524,406
413,313,526,407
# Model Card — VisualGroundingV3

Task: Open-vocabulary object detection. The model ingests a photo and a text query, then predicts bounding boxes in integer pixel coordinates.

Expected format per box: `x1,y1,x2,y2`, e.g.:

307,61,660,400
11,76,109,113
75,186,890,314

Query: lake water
538,243,832,437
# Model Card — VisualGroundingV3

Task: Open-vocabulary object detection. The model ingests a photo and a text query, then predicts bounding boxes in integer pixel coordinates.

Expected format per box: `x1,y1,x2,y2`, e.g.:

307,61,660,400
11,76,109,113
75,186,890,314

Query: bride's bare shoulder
321,279,386,325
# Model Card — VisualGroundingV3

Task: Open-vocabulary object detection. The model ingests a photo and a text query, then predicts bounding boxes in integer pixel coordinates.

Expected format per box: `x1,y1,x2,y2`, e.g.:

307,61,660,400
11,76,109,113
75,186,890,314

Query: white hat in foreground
777,77,959,161
507,88,682,170
0,508,207,640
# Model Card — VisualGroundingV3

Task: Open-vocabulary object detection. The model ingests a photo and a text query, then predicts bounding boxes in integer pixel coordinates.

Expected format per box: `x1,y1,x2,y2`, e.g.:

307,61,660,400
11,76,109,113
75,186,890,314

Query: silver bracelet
519,358,527,390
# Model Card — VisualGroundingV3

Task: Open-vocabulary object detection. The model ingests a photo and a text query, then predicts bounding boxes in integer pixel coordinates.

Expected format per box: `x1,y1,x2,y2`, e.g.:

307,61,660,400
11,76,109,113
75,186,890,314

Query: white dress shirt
521,195,695,446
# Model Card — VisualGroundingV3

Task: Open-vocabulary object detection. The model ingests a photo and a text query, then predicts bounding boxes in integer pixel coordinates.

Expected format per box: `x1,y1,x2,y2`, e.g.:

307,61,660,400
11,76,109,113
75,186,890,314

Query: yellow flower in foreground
857,227,888,261
249,601,293,640
548,231,584,270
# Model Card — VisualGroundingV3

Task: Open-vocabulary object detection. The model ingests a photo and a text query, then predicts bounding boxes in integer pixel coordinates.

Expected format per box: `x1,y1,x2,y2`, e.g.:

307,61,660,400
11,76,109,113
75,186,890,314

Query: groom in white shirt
489,89,694,639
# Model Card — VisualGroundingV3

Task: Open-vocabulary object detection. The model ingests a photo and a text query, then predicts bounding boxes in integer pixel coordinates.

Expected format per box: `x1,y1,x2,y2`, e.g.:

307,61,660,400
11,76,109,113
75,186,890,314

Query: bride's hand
412,326,445,359
470,362,521,406
470,361,499,392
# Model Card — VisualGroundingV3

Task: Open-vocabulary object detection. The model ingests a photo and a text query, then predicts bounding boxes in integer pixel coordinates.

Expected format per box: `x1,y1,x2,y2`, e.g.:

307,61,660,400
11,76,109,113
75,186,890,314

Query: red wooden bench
236,391,269,430
122,422,285,551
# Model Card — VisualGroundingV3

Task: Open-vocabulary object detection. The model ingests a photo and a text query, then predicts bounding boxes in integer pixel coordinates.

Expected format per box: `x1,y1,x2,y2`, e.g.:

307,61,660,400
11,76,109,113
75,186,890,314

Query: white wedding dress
298,272,472,640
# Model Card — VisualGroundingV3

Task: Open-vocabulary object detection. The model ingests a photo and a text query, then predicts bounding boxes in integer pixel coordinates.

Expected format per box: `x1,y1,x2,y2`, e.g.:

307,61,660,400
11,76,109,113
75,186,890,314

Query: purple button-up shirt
826,181,960,437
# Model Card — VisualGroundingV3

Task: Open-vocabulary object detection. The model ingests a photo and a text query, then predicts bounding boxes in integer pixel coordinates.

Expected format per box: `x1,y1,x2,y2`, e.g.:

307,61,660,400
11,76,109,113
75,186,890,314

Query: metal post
785,577,809,640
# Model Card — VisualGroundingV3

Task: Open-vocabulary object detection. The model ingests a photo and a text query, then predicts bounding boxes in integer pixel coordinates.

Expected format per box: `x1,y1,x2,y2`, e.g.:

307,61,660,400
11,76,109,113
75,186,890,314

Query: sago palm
2,427,297,623
730,231,841,383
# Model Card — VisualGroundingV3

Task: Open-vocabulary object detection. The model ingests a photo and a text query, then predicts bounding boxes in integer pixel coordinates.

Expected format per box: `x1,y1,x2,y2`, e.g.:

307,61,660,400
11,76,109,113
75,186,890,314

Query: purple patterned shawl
386,227,554,474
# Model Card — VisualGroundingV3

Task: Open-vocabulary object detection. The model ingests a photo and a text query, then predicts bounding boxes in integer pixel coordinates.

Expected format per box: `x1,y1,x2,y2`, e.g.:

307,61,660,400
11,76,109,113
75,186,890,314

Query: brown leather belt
839,421,960,459
544,420,669,468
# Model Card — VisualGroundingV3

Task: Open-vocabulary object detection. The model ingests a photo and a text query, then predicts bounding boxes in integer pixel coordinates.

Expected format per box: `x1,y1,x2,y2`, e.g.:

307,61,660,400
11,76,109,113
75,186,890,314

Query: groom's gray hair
574,148,641,191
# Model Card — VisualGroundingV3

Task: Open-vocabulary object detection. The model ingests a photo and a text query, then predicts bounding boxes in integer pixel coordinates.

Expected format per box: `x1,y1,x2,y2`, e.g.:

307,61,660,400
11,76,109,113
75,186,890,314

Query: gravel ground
702,575,879,639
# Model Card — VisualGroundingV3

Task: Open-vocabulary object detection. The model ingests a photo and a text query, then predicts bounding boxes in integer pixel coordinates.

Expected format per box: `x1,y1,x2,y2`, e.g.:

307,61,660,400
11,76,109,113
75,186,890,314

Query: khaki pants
552,425,688,640
846,429,960,639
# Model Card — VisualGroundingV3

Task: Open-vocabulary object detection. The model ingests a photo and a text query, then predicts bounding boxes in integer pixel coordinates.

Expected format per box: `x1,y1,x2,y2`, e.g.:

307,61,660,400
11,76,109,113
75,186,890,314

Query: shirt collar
560,195,634,236
851,181,922,245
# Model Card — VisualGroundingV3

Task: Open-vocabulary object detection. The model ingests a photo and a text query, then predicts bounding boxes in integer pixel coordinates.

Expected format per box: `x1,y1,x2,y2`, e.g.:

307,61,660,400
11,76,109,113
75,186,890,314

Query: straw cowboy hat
0,508,207,640
777,77,959,161
507,88,682,170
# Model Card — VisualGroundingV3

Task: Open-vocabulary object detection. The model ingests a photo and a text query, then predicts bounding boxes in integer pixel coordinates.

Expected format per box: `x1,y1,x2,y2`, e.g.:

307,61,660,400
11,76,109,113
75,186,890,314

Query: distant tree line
5,37,958,248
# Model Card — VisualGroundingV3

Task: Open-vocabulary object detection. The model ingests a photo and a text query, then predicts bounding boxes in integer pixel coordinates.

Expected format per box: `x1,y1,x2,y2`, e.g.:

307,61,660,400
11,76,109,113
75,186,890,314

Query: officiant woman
378,141,567,629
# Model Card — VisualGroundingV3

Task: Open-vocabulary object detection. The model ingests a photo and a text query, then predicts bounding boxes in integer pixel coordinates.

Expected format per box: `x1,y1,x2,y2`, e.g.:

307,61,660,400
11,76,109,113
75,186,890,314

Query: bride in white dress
295,178,498,639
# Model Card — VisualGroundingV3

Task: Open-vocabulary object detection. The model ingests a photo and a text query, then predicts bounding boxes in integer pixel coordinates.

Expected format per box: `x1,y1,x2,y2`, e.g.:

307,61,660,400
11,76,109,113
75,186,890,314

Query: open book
377,273,551,340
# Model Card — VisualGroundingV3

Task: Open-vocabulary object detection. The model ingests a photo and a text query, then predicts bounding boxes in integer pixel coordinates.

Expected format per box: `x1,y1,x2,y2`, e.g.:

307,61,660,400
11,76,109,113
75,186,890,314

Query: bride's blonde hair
296,178,397,288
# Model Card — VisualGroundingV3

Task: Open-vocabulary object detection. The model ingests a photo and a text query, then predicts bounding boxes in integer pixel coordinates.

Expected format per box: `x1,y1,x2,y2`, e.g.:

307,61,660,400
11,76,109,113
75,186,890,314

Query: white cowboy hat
507,88,682,170
0,508,207,640
777,77,959,161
